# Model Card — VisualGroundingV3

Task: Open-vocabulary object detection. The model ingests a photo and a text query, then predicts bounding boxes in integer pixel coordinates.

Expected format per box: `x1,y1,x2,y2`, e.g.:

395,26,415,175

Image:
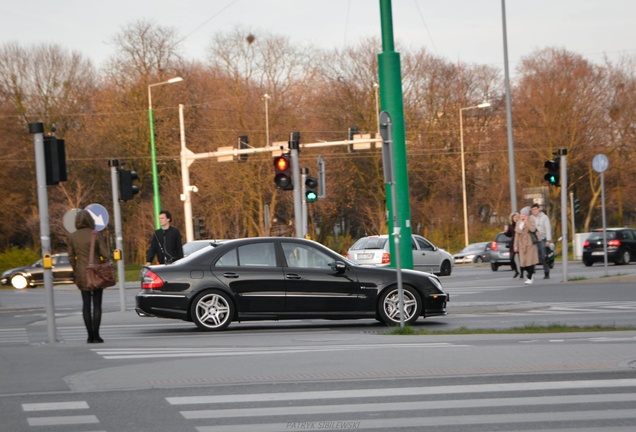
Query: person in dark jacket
67,210,111,343
505,211,520,278
145,210,184,265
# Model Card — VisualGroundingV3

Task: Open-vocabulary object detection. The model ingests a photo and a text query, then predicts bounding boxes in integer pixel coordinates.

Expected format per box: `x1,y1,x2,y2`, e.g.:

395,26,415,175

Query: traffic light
574,197,580,214
544,158,560,187
273,154,293,190
194,217,205,239
305,176,318,202
347,126,359,140
43,136,67,185
238,135,249,162
118,168,140,201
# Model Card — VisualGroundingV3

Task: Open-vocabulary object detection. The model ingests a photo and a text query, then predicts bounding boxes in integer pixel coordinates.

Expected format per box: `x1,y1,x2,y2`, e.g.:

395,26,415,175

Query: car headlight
428,275,443,291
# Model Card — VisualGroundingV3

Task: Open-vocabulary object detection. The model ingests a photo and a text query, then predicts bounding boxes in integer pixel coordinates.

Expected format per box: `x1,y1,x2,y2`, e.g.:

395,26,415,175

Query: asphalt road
1,261,635,431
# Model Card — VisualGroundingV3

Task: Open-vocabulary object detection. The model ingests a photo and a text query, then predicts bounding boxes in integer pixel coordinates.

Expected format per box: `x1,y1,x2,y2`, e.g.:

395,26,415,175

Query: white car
347,234,454,276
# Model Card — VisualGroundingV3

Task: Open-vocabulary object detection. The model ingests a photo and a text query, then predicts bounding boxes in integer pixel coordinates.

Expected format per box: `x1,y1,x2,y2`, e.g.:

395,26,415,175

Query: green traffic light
306,191,318,202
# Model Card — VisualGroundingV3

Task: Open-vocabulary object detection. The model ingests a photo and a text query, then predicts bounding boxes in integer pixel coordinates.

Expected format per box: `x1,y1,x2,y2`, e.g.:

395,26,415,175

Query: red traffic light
273,155,293,190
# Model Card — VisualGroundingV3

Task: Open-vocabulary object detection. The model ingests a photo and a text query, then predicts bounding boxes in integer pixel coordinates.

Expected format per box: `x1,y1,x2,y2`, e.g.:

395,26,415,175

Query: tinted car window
588,231,616,241
238,243,276,267
282,242,332,269
216,248,238,266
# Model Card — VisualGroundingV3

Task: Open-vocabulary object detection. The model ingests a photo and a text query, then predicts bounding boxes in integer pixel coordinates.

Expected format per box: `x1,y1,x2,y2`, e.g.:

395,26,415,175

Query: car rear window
351,237,387,250
495,233,511,242
588,231,617,241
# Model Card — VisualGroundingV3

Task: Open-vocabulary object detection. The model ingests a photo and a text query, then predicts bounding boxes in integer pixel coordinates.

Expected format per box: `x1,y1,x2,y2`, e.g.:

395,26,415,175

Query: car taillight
381,252,391,264
583,240,590,247
142,270,164,289
491,241,498,251
608,239,621,247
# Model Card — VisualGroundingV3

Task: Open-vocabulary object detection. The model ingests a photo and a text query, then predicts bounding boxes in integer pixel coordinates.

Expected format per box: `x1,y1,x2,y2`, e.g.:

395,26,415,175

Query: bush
0,247,40,273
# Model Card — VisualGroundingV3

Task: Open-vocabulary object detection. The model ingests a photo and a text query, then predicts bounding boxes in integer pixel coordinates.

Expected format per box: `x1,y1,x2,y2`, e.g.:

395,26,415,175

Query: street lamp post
459,102,491,247
263,94,271,147
148,77,184,229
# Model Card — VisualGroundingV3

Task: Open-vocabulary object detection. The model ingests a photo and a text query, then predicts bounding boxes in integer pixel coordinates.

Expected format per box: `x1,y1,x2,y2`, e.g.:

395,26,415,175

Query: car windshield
462,244,483,253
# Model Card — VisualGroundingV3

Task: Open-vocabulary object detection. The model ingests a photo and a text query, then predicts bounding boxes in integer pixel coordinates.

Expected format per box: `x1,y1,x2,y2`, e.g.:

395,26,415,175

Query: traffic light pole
109,160,127,311
29,122,58,343
559,149,568,283
289,132,303,238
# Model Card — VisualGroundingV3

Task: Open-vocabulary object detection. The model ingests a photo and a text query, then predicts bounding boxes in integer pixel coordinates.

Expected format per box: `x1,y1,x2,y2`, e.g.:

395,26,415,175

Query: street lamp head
477,102,491,108
168,77,184,84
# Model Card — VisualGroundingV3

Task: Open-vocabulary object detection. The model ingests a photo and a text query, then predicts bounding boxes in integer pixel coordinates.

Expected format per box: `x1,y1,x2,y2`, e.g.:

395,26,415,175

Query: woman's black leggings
81,289,103,334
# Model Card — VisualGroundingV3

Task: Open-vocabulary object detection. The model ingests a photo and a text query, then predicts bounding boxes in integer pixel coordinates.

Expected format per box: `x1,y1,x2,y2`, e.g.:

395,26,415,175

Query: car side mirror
329,261,347,273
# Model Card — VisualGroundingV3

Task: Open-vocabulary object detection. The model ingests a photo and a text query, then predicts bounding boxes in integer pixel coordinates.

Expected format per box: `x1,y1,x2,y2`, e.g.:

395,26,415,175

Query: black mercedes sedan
136,237,448,331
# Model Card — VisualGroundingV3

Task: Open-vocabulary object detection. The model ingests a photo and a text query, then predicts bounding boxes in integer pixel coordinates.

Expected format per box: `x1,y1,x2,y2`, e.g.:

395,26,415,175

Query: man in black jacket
145,210,184,265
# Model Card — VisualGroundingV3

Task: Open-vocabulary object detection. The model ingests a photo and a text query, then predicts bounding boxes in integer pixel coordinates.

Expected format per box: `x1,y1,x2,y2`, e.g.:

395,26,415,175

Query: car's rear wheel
10,274,29,290
378,286,422,326
491,263,499,271
583,260,593,267
190,290,234,331
620,250,631,265
439,260,452,276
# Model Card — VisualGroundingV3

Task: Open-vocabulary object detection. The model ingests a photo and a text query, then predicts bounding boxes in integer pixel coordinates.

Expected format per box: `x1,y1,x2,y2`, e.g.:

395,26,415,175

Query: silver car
347,234,454,276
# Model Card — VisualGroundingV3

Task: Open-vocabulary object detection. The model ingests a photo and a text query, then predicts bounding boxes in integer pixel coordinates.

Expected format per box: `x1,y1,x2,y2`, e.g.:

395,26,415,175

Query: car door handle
223,272,239,278
285,274,302,280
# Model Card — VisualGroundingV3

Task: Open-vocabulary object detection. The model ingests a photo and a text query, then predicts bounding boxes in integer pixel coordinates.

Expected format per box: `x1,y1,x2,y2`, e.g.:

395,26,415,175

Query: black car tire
475,256,483,263
583,260,593,267
378,285,422,326
620,250,631,265
491,263,499,271
190,290,234,331
439,260,452,276
10,274,30,290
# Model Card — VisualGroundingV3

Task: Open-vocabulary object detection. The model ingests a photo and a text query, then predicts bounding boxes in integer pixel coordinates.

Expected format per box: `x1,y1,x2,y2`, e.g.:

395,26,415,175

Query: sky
2,0,635,72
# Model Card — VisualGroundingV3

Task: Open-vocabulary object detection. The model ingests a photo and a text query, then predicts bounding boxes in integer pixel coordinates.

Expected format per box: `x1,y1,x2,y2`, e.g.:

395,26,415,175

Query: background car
182,239,228,257
346,234,454,276
453,242,490,264
489,232,512,271
1,253,74,289
136,237,448,331
583,228,636,266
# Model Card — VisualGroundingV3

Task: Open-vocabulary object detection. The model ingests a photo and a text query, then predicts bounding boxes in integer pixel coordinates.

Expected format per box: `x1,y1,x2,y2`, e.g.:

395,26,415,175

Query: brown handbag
86,231,116,289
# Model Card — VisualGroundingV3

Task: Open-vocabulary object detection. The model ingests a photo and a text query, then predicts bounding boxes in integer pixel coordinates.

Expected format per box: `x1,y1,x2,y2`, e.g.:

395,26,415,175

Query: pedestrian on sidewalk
67,210,110,343
514,207,539,285
505,211,521,278
145,210,184,265
531,203,552,279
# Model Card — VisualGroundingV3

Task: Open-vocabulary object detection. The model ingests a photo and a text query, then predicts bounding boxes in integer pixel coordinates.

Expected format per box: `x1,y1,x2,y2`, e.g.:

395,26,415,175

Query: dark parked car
583,228,636,266
453,242,490,264
136,237,448,331
489,232,512,271
1,253,74,289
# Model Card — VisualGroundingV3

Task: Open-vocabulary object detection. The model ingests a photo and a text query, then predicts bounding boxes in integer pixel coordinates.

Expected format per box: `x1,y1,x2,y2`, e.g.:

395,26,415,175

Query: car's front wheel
474,256,483,263
190,290,234,331
583,260,593,267
378,286,422,326
491,263,499,271
10,274,30,290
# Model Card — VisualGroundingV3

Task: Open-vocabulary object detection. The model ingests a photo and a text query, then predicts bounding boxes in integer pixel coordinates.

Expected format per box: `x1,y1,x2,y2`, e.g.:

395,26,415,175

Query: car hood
2,264,34,276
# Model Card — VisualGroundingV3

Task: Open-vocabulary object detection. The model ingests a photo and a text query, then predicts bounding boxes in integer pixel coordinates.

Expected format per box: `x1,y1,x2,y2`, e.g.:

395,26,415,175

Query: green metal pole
148,107,161,229
378,0,413,269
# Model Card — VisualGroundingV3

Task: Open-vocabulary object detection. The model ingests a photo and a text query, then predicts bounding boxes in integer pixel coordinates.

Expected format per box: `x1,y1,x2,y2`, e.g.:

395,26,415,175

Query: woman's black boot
87,331,95,344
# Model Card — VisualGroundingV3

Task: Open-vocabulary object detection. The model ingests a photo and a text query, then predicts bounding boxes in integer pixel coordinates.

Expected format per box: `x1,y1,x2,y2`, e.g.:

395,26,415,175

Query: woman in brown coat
514,207,539,285
67,210,110,343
